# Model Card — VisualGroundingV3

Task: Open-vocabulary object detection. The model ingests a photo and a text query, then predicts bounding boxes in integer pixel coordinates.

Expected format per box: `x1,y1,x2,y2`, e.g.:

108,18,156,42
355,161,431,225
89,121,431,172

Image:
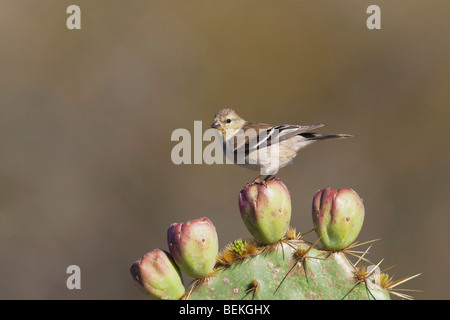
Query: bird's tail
299,133,353,141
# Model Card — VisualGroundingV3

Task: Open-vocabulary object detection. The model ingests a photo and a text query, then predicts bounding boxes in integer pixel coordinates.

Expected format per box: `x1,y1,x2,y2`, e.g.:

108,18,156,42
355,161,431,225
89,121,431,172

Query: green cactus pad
185,240,389,300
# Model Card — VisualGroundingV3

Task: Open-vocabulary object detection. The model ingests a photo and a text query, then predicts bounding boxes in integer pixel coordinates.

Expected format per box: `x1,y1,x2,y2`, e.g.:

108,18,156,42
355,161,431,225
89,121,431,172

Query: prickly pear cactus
186,238,389,300
130,179,420,300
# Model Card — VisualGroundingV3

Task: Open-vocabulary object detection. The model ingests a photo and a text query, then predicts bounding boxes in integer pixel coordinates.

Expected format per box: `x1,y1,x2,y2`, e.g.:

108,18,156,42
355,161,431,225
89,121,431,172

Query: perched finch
210,108,352,184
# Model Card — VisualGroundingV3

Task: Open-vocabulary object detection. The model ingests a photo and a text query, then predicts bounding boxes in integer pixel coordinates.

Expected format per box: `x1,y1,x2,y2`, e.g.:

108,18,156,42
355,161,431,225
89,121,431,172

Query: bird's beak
210,121,221,129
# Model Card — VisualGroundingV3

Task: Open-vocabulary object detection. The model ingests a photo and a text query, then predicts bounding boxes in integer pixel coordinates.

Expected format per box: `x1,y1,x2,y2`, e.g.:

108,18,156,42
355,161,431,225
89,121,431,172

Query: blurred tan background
0,0,448,299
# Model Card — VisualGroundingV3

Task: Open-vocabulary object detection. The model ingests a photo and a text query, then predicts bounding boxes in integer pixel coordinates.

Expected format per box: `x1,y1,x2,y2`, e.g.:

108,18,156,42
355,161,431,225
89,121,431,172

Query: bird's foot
249,175,273,187
244,175,278,188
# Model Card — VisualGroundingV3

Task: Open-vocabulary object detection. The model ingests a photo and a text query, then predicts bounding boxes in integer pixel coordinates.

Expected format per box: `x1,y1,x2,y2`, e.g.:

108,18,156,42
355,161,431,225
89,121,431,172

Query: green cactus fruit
312,188,365,250
130,249,185,300
238,179,292,244
167,217,219,278
186,240,389,300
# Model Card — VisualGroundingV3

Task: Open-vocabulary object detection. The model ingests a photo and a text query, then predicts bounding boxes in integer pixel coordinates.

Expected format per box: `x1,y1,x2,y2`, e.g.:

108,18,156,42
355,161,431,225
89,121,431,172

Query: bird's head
210,108,246,136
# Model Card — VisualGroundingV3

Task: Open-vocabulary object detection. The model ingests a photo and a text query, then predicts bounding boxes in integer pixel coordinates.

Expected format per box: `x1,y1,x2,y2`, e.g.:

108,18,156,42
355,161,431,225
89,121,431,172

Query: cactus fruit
238,179,291,244
312,188,365,251
167,217,219,278
130,249,185,300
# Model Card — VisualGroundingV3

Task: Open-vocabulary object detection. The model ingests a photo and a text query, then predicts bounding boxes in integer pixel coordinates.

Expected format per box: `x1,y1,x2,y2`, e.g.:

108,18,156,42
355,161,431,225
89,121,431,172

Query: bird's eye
226,119,232,123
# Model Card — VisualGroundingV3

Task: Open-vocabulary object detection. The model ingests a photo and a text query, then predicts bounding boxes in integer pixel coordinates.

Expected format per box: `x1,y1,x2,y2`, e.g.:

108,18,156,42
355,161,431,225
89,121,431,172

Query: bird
210,108,352,185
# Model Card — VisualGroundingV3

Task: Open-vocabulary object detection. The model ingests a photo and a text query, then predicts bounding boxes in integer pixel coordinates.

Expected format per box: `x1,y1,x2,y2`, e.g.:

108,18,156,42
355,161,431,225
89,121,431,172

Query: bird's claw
253,177,268,188
245,175,277,188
